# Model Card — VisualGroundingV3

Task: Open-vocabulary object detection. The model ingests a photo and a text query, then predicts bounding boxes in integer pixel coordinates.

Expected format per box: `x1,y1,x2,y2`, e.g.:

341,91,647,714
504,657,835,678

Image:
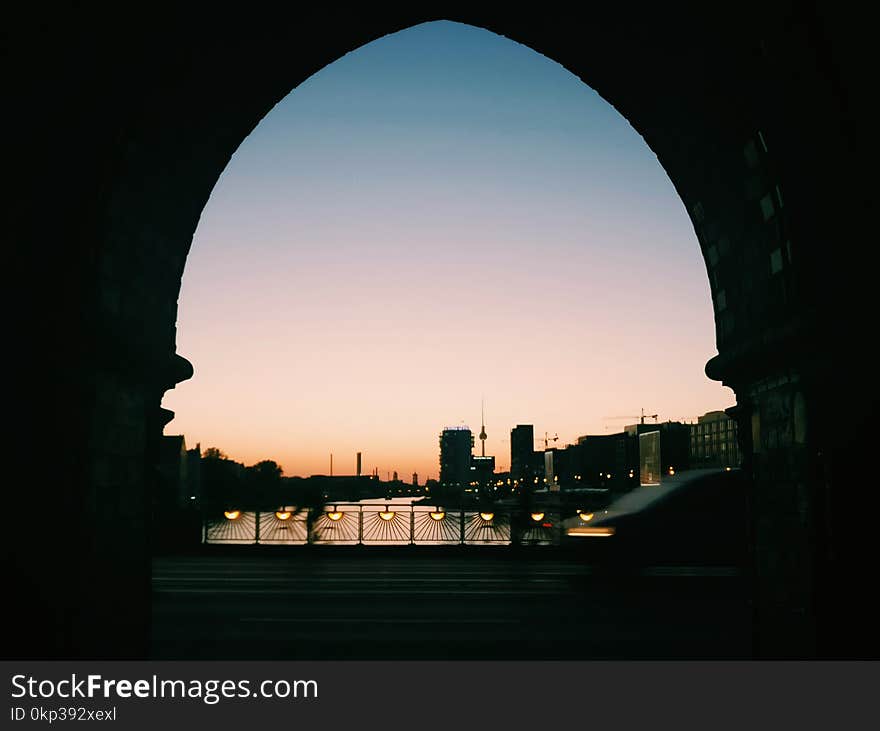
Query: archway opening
153,21,746,660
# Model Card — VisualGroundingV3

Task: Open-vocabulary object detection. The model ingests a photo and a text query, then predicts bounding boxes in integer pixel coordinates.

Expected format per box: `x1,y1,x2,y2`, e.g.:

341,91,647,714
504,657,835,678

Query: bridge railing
202,504,565,546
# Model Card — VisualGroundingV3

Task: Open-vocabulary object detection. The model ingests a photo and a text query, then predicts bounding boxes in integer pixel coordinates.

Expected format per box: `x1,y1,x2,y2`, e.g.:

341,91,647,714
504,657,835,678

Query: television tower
479,399,487,457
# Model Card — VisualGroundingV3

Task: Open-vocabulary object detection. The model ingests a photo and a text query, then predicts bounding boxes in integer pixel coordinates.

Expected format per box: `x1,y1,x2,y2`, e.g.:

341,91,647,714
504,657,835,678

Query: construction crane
537,432,559,449
603,408,659,425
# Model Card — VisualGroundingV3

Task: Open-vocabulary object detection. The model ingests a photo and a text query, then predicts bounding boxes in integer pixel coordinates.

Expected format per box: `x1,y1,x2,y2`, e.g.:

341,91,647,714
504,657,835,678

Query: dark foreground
152,547,752,659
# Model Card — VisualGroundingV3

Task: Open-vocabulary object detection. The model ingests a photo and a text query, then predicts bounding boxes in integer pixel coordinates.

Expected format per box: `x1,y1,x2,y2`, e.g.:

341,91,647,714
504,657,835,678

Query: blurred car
561,468,748,566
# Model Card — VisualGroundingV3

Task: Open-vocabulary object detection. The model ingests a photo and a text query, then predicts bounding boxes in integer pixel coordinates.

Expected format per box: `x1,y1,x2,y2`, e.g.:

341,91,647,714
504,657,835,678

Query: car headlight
566,526,615,537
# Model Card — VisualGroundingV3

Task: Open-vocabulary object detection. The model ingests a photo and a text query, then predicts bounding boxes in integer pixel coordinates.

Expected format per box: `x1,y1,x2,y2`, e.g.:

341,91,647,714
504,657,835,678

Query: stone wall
6,4,864,657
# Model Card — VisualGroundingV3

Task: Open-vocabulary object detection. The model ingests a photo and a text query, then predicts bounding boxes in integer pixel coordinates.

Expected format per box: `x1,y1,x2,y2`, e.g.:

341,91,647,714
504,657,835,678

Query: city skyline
173,407,731,482
161,20,735,480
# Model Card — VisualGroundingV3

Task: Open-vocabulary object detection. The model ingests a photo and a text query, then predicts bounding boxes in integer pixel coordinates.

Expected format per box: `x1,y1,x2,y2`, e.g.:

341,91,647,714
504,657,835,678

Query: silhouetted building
471,455,495,486
543,449,559,491
158,435,200,509
510,424,536,483
623,421,691,478
185,442,201,505
570,433,630,489
440,427,474,487
689,410,740,468
154,436,202,549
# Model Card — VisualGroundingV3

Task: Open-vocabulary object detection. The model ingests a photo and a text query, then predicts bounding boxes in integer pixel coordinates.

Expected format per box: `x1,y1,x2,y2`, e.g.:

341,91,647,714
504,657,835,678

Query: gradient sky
162,21,734,480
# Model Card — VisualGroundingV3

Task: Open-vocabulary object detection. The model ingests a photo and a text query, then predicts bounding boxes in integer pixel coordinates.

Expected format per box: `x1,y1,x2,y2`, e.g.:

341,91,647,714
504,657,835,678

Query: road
152,546,752,659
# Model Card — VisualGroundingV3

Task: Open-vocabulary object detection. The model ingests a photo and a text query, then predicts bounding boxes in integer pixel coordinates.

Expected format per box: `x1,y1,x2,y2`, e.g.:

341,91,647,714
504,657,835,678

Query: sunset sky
161,20,734,481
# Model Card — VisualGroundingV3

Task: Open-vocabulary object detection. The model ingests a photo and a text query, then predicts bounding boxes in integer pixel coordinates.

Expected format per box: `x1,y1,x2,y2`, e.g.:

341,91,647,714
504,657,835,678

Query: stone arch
9,5,855,658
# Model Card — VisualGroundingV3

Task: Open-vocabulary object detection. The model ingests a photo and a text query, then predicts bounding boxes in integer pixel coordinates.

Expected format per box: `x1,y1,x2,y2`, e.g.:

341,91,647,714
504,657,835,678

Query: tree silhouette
245,460,284,509
200,448,243,510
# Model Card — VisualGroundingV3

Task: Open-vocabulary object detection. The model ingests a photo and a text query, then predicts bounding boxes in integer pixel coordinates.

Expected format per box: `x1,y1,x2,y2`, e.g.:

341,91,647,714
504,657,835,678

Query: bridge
177,498,752,659
203,502,579,546
153,548,750,660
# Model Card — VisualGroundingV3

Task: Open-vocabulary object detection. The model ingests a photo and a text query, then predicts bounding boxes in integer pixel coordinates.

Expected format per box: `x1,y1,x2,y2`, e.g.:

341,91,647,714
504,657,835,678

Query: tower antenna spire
479,397,487,457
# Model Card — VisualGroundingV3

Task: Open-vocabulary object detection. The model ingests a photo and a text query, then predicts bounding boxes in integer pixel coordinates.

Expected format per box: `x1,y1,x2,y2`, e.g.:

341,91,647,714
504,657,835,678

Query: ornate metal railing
202,504,566,546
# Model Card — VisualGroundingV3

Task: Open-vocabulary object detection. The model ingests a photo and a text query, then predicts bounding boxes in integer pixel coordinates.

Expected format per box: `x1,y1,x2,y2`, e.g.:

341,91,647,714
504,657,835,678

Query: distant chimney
356,452,362,477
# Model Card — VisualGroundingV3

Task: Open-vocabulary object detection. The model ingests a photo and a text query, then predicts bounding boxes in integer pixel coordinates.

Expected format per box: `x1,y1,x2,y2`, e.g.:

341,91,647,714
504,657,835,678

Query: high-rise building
439,427,474,487
510,425,535,483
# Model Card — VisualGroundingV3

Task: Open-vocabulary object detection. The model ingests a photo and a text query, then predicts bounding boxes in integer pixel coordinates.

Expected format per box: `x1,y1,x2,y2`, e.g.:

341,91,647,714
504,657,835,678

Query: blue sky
163,21,733,479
